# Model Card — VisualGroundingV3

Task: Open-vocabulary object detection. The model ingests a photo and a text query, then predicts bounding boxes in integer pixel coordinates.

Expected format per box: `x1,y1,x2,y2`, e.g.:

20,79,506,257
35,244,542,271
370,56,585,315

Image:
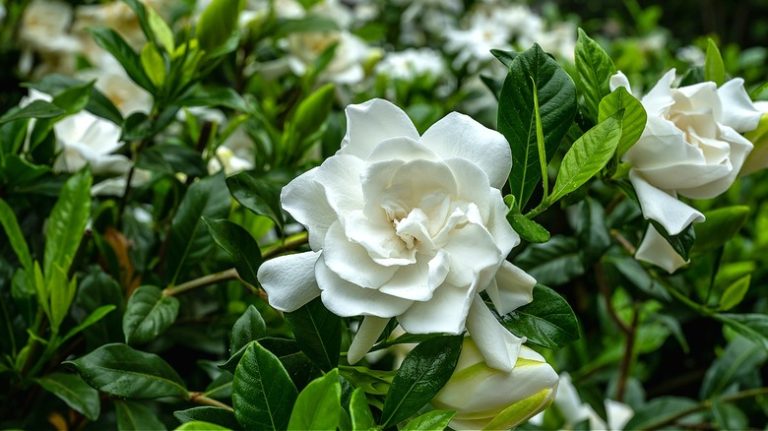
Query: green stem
261,231,309,259
188,391,234,412
163,268,240,297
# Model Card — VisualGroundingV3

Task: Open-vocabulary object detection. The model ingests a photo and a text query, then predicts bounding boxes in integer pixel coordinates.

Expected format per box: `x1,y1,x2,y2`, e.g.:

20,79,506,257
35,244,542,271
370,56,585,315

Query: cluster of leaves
0,0,767,430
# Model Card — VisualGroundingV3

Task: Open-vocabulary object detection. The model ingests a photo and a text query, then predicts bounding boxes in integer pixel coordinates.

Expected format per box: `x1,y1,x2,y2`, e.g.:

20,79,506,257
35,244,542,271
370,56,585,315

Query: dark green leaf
123,285,180,344
381,335,463,428
61,304,117,345
623,396,698,430
692,206,749,254
401,410,455,431
36,373,100,421
0,100,64,125
226,171,287,229
498,43,577,209
274,16,340,37
287,368,342,430
705,39,726,86
598,86,647,157
136,143,207,177
576,197,611,264
174,407,240,430
491,49,518,68
508,212,550,243
232,342,298,431
167,173,230,284
25,74,124,124
115,400,167,431
285,297,341,372
65,343,188,399
719,275,750,311
516,236,585,285
88,27,155,92
178,87,251,112
204,218,262,287
550,116,621,202
0,198,33,271
701,335,767,398
349,388,375,431
716,313,768,351
51,80,94,114
44,170,92,278
575,28,616,120
291,83,335,139
502,284,580,349
711,399,748,431
230,305,267,353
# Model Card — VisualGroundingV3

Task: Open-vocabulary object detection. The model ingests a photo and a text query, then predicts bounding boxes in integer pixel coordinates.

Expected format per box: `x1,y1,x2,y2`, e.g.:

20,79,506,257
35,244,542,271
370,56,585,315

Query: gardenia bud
432,339,558,430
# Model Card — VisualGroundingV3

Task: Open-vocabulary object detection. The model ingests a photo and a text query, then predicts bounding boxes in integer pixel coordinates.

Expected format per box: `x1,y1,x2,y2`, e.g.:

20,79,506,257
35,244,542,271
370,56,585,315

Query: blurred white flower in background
76,56,153,116
536,21,578,62
19,0,81,75
207,128,256,175
611,69,762,272
375,48,445,81
677,45,706,67
529,373,634,431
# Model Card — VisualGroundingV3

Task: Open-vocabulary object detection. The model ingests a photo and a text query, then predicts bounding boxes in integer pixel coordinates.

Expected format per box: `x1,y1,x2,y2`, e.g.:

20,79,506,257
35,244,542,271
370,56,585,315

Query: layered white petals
257,251,321,312
487,261,536,316
717,78,763,132
421,112,512,189
636,225,688,273
340,99,420,159
347,316,389,365
465,296,524,372
259,99,533,369
629,170,704,236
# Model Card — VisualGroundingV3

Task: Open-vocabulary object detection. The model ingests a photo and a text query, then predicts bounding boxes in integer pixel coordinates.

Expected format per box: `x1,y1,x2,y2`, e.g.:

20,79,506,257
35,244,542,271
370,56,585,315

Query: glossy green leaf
0,100,65,124
43,169,92,279
66,343,188,399
716,313,768,351
292,83,335,140
141,43,166,87
287,368,342,430
148,6,175,53
349,388,376,431
230,305,267,353
598,86,647,157
175,421,230,430
204,218,262,287
550,116,621,203
0,199,32,271
88,27,155,92
508,212,550,243
700,335,767,398
651,221,696,261
498,43,577,209
380,335,463,428
115,400,168,431
502,284,580,349
60,304,117,345
705,39,726,86
167,173,230,284
285,297,341,372
692,206,750,254
401,410,455,431
226,171,287,229
575,28,616,120
25,74,123,124
36,372,100,421
516,236,585,285
197,0,243,51
719,275,750,311
174,407,240,430
575,197,611,264
232,342,298,430
123,285,180,344
51,80,94,114
491,48,518,68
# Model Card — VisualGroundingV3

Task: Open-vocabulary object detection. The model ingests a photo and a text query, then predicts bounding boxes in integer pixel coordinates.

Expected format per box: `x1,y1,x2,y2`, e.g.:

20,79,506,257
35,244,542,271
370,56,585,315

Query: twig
595,263,631,334
188,391,234,412
616,304,639,403
643,387,768,430
163,268,240,297
610,229,637,255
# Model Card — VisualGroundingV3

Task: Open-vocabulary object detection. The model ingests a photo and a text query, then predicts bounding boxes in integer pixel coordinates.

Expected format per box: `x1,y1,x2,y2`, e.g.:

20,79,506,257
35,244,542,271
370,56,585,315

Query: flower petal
443,157,490,220
629,170,704,235
339,99,420,160
717,78,762,133
636,225,688,273
367,136,438,163
609,71,632,93
465,296,524,372
257,251,321,312
282,167,337,250
314,154,366,215
323,221,397,288
398,283,475,334
485,188,520,256
486,261,536,316
347,316,390,365
420,112,512,189
641,69,676,117
443,222,502,287
316,258,412,317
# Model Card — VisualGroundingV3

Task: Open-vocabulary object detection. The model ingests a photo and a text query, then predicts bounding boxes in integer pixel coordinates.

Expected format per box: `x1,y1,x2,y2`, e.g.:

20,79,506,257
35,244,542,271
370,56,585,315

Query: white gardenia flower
286,30,375,84
530,373,633,431
19,0,81,75
611,70,762,273
23,90,129,176
258,99,536,371
375,48,446,81
433,338,559,430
